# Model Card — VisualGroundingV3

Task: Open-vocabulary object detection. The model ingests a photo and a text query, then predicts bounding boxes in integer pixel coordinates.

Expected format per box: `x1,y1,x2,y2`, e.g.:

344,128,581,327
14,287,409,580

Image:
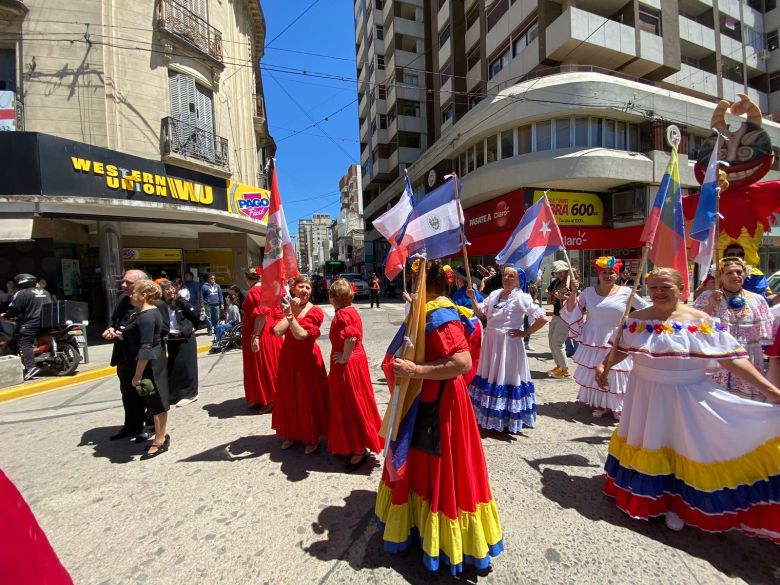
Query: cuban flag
495,195,564,280
259,160,299,306
642,147,690,298
400,177,465,261
690,134,721,282
374,173,415,279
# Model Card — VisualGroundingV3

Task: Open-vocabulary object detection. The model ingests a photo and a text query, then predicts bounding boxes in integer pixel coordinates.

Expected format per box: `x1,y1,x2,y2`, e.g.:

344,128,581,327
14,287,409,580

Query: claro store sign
533,190,604,226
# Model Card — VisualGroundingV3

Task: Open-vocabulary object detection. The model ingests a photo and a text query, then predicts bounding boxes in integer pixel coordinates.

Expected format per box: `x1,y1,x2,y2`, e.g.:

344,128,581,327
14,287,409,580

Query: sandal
141,435,170,459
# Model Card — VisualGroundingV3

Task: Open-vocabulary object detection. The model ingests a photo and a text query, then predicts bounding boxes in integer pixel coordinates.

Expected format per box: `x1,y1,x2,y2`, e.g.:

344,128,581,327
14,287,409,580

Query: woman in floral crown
560,256,648,419
467,265,549,433
693,256,773,402
376,260,504,574
596,267,780,540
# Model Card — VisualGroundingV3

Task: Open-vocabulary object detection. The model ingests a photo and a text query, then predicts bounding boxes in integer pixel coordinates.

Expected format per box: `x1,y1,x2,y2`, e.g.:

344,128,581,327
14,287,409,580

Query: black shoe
109,428,138,441
141,435,170,460
23,367,40,381
345,451,368,473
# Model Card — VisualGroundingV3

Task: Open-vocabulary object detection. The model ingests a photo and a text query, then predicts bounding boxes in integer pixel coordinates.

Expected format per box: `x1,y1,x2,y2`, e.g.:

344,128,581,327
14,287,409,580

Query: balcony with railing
162,116,229,171
156,0,223,65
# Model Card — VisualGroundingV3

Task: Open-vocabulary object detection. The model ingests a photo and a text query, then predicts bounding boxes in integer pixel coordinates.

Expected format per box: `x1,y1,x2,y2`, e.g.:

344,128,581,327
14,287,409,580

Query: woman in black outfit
160,281,200,407
124,280,170,459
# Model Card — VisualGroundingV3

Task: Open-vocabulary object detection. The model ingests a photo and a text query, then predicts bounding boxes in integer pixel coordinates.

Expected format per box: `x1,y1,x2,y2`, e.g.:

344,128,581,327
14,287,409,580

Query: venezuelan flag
642,147,690,298
379,262,427,481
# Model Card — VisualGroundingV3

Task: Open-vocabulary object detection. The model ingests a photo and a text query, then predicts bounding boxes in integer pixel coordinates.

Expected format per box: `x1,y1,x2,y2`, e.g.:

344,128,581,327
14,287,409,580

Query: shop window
486,134,498,162
518,125,532,154
590,118,603,147
556,118,571,148
574,117,589,147
475,141,485,168
535,120,552,151
488,45,510,80
501,128,514,159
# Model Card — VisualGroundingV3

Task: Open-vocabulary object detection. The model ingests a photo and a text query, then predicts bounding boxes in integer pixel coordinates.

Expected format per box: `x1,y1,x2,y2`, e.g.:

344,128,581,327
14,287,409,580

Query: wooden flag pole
451,173,473,290
402,263,408,295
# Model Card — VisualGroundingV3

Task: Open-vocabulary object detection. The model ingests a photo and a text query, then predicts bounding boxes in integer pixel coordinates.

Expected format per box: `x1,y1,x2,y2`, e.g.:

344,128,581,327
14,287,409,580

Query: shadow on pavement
201,398,262,419
305,489,490,583
478,428,519,443
178,435,379,482
78,427,140,464
528,461,779,584
535,401,617,427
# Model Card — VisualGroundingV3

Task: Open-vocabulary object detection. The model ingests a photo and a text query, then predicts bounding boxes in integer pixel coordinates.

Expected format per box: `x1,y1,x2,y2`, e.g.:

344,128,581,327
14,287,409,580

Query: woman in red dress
242,267,283,412
272,275,329,454
375,261,504,575
326,278,382,471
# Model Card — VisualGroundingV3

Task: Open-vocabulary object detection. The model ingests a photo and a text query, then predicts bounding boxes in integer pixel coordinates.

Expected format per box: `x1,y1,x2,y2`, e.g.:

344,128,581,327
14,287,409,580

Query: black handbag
411,381,446,456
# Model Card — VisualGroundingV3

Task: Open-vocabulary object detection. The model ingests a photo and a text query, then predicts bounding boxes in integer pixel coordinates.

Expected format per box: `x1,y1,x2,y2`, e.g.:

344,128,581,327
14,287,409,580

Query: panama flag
379,261,427,481
259,159,299,306
495,195,564,280
690,134,721,282
374,173,415,280
641,148,690,298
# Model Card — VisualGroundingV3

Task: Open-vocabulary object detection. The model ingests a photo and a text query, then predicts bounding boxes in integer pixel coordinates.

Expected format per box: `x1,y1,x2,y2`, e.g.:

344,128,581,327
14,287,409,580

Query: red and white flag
259,160,299,306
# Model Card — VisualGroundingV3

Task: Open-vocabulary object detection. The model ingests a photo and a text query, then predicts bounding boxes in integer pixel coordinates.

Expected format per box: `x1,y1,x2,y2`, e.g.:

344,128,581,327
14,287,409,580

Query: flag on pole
259,160,299,306
690,134,721,282
401,177,464,260
642,148,690,298
379,261,427,481
374,173,415,279
495,195,564,280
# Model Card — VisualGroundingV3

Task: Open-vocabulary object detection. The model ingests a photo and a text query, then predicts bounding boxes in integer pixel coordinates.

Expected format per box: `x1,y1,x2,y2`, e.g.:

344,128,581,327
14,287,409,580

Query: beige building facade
0,0,274,326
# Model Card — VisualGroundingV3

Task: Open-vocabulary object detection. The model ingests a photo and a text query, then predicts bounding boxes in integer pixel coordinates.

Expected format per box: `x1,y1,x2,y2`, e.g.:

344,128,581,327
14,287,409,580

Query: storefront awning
0,218,33,242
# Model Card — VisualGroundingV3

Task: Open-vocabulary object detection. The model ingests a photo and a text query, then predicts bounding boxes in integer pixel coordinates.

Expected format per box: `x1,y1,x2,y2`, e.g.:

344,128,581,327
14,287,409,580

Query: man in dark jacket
4,273,51,380
102,270,169,441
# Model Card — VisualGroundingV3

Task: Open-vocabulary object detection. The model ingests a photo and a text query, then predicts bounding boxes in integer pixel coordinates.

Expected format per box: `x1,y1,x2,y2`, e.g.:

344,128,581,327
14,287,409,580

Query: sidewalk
0,330,215,404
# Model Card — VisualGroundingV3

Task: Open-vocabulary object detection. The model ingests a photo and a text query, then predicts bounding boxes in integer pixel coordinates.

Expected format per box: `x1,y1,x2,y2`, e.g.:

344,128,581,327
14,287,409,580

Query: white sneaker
665,512,684,532
176,396,198,407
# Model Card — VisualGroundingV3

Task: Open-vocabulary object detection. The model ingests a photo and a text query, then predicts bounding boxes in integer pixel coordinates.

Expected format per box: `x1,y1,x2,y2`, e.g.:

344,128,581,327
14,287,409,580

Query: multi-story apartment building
336,164,365,272
0,0,274,326
354,0,780,280
296,213,335,274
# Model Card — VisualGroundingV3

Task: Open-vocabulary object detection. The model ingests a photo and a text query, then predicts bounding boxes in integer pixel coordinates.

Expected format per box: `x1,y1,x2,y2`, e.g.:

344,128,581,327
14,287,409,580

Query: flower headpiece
255,266,263,277
592,256,622,273
410,258,424,274
442,264,455,284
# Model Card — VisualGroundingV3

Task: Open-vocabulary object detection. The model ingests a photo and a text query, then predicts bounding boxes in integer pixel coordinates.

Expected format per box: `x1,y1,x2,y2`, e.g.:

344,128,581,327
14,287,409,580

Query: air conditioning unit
612,188,646,220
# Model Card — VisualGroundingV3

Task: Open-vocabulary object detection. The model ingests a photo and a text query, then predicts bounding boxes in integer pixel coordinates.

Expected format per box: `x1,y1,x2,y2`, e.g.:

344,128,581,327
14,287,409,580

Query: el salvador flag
401,178,465,260
496,195,564,280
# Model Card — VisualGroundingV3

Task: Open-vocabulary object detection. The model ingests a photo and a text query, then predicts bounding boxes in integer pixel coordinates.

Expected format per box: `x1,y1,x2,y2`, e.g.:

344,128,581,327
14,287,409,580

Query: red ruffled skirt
242,324,282,407
327,347,382,455
272,342,329,444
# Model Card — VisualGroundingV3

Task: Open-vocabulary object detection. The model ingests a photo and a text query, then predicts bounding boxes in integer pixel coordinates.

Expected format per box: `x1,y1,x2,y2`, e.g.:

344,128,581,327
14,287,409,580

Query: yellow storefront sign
122,248,183,261
533,190,604,226
227,181,271,225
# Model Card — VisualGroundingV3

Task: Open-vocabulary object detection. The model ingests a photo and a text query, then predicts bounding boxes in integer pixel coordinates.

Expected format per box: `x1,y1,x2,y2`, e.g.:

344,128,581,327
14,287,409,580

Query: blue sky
261,2,360,239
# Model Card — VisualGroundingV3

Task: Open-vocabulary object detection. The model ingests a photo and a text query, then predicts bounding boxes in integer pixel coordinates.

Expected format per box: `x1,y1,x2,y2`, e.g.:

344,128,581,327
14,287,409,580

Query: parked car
768,270,780,294
338,273,370,298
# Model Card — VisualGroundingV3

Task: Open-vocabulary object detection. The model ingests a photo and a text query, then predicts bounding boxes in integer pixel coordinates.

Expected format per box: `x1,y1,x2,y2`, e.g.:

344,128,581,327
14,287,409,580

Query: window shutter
195,84,215,161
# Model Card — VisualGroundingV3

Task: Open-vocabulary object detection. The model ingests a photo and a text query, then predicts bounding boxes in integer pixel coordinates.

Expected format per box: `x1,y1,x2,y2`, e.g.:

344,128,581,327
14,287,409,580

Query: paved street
0,300,776,585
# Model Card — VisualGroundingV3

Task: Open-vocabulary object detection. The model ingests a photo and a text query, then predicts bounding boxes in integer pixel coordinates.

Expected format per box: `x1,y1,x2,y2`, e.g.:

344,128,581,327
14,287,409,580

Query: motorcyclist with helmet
3,273,51,380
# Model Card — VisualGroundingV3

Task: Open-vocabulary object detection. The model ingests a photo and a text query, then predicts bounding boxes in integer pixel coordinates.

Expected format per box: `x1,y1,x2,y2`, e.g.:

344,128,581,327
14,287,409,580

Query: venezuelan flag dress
375,303,504,574
604,316,780,542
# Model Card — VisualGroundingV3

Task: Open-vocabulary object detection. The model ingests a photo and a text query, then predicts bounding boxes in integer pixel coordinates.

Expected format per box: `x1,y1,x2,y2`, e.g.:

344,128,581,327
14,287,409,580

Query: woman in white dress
466,266,549,433
693,256,773,402
560,256,648,419
596,267,780,539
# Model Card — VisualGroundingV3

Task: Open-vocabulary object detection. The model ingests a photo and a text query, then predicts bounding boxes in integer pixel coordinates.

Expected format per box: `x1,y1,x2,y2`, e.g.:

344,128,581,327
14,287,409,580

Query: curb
0,343,214,405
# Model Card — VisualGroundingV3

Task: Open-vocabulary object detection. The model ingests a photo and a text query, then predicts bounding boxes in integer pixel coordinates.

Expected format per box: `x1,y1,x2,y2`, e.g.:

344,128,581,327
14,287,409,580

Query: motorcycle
0,318,82,376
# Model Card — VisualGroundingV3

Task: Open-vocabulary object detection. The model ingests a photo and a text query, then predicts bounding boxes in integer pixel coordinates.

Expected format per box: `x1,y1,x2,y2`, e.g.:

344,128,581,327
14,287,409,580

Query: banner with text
533,190,604,226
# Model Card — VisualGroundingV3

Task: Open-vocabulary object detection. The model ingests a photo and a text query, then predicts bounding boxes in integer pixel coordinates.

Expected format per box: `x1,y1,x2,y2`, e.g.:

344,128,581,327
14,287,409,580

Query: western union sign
71,157,214,205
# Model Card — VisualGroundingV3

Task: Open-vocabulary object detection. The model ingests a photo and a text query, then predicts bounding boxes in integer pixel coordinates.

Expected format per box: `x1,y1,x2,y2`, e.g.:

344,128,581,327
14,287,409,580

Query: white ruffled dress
605,317,780,543
560,287,648,415
468,288,546,433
